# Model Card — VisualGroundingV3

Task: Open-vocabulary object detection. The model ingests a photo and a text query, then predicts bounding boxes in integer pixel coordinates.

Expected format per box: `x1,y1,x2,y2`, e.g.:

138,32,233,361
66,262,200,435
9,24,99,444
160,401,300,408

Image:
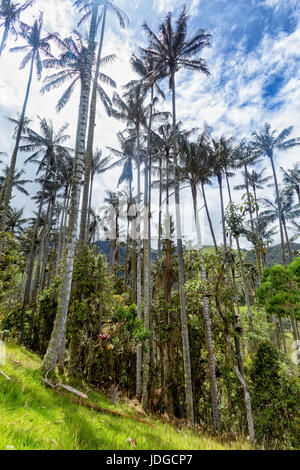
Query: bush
249,341,300,449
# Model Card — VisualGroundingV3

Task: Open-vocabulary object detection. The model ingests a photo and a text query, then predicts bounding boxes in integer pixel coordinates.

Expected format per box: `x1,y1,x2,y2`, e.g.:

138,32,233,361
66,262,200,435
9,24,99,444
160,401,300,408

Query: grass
0,342,251,451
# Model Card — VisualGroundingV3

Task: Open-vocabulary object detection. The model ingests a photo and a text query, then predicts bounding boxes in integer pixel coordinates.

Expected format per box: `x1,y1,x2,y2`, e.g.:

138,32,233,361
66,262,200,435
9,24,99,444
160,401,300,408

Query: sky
0,0,299,248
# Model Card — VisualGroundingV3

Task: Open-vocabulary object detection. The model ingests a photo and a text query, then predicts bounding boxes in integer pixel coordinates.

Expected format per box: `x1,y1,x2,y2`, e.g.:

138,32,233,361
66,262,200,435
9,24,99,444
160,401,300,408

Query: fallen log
56,383,88,400
0,369,11,380
40,376,154,427
68,396,155,427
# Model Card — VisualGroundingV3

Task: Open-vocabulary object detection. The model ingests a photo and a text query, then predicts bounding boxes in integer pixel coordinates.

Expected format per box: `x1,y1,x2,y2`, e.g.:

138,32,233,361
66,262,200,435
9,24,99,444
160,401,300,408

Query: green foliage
0,232,24,302
257,259,300,320
68,245,112,341
249,341,300,448
37,277,61,352
112,304,150,348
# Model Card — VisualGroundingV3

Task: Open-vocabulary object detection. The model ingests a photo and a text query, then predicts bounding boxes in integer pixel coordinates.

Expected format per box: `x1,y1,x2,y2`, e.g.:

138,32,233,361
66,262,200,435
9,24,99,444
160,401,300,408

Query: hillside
0,343,250,451
95,240,300,268
246,243,300,267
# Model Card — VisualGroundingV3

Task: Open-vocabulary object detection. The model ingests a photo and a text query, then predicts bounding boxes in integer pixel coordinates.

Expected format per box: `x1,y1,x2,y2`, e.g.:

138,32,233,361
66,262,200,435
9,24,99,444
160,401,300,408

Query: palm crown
41,31,116,112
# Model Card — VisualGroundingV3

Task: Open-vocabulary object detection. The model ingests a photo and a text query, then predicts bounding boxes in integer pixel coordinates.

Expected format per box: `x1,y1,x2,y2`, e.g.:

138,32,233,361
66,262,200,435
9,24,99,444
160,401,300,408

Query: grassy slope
0,343,251,451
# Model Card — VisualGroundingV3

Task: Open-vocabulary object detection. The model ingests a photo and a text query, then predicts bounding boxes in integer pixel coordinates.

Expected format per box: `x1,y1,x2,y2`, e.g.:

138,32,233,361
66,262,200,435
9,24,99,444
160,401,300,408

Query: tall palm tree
110,83,149,400
87,148,112,227
260,190,300,262
141,7,211,427
0,165,30,196
17,118,72,344
42,0,100,373
178,127,220,428
41,31,116,113
0,0,33,56
78,0,128,244
6,206,27,233
281,163,300,205
0,13,56,232
251,124,300,264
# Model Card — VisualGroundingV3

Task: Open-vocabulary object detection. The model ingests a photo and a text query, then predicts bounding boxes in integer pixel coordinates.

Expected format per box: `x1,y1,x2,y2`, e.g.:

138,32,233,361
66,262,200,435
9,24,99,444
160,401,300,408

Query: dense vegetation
0,0,299,450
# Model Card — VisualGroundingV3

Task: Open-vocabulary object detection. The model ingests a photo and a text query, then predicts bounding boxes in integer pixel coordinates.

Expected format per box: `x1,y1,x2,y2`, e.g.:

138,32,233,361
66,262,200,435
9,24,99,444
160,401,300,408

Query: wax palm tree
110,83,150,400
42,31,116,113
18,118,72,344
0,13,56,232
178,125,220,427
0,0,33,56
141,7,211,427
251,124,300,264
6,206,27,233
20,117,72,172
77,0,128,243
87,148,111,227
260,190,300,261
281,163,300,205
42,0,100,372
0,165,30,196
178,125,217,249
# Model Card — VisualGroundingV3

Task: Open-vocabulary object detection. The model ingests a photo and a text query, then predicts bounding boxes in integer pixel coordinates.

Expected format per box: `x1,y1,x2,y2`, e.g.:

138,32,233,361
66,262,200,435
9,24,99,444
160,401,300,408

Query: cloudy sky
0,0,299,247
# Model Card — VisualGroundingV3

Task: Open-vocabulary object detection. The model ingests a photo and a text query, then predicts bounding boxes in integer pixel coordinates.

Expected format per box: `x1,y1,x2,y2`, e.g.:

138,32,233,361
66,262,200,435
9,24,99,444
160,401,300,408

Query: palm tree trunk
244,165,262,284
201,181,218,251
41,2,99,373
171,70,194,427
269,154,286,264
157,155,163,262
142,85,154,409
0,25,9,57
79,5,107,243
18,170,46,344
87,172,94,232
235,235,254,332
136,123,142,401
0,51,35,232
191,183,220,429
282,214,293,261
218,174,227,248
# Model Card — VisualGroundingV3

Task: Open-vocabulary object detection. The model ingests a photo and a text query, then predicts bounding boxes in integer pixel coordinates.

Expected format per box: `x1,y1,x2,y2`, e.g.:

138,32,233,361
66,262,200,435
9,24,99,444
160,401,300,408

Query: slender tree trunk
142,85,154,409
235,235,254,332
42,2,99,373
201,181,218,251
0,25,9,57
79,5,107,243
87,173,94,233
191,184,220,430
136,123,142,401
18,171,46,344
269,154,286,264
171,70,194,427
0,51,35,232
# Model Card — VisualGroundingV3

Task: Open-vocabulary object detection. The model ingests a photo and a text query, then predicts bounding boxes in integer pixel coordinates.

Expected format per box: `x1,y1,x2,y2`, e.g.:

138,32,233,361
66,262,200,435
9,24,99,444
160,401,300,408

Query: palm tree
42,0,100,373
178,127,220,428
0,13,56,232
78,0,128,244
281,163,300,205
41,31,116,113
0,165,30,196
87,148,112,228
6,206,27,233
0,0,33,56
260,190,300,262
251,124,300,264
141,7,211,427
17,118,72,344
110,83,149,400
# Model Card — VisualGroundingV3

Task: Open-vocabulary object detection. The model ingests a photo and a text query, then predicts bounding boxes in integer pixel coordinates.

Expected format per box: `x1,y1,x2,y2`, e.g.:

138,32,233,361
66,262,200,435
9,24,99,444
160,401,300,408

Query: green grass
0,342,250,450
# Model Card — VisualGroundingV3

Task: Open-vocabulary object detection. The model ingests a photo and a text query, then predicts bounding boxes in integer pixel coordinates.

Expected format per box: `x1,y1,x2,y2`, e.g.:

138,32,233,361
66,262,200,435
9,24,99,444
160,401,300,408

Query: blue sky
0,0,299,247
